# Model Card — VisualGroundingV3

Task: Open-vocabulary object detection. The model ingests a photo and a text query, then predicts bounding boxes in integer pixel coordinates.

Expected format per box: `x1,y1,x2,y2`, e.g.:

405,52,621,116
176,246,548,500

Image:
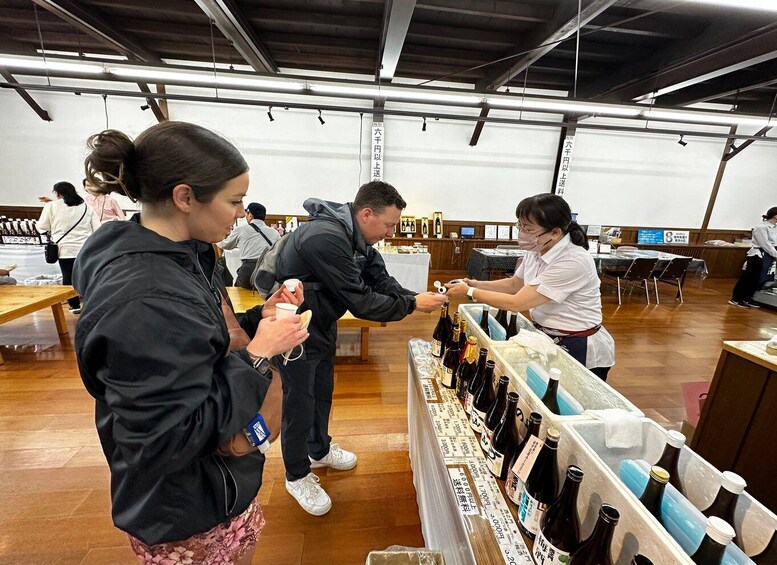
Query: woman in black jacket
73,122,308,564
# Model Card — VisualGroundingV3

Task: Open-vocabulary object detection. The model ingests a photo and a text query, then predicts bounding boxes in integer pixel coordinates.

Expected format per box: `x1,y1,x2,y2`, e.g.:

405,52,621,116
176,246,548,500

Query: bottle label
470,408,485,433
533,531,571,565
487,446,505,477
431,339,442,357
480,427,493,452
518,490,548,536
441,366,454,387
506,468,523,505
464,392,473,414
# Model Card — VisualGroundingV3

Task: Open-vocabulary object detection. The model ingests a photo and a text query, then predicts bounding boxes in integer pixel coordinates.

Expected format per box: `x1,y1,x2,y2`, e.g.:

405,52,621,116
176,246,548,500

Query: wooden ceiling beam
136,81,167,123
0,67,51,121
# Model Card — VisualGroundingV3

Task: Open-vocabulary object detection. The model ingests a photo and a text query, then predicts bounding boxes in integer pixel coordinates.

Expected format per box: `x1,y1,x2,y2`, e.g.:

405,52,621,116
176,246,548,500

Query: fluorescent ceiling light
644,108,771,127
0,56,104,74
35,49,127,61
488,96,641,117
310,83,481,105
107,67,304,91
679,0,777,11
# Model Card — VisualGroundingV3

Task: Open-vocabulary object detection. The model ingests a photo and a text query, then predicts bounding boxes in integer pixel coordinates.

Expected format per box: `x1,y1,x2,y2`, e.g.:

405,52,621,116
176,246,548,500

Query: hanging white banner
555,135,575,197
371,121,384,181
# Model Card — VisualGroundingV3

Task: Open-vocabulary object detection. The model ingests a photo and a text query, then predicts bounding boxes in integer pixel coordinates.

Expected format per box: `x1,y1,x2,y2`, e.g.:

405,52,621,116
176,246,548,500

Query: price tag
420,379,441,403
447,466,478,516
511,436,544,483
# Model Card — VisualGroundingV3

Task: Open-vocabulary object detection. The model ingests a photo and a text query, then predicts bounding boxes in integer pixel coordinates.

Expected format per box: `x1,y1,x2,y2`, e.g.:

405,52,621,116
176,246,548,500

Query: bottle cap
486,360,495,368
649,466,670,484
666,430,686,448
507,391,520,403
547,427,560,441
599,503,620,525
631,555,654,565
721,471,746,494
529,411,542,423
479,348,488,355
498,375,509,384
467,336,477,344
567,465,584,482
706,516,735,546
549,368,561,381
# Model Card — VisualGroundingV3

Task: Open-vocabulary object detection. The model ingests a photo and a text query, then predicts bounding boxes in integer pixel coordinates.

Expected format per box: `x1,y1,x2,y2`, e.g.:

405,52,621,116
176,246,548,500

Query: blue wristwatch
244,413,271,453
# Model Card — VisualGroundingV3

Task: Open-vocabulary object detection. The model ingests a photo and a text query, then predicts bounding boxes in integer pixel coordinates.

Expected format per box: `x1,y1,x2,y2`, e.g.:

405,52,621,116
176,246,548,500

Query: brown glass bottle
506,312,519,339
569,504,620,565
506,411,542,505
431,303,450,358
471,360,496,434
495,308,509,332
487,391,521,479
702,471,746,530
481,375,509,452
533,465,584,564
480,305,491,338
639,466,669,523
448,313,461,350
691,517,735,565
464,347,489,415
455,337,478,403
654,430,686,495
541,368,562,415
440,325,461,389
457,319,468,361
518,428,560,539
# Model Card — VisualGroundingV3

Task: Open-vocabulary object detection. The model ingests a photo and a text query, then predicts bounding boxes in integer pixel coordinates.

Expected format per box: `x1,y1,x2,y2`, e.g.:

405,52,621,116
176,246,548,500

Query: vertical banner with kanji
371,121,384,181
555,135,575,197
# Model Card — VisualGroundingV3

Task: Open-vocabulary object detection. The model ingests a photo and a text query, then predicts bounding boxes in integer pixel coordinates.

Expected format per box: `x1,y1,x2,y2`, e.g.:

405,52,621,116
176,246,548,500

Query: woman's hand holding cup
248,305,308,359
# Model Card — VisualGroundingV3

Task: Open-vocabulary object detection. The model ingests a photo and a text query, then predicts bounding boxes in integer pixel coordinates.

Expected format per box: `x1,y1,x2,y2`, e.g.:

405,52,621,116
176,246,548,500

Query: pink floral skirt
128,500,265,565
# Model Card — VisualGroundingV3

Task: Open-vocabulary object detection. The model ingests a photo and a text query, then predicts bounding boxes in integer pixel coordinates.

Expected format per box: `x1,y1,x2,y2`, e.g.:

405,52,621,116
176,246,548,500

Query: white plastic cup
275,302,298,319
283,278,300,293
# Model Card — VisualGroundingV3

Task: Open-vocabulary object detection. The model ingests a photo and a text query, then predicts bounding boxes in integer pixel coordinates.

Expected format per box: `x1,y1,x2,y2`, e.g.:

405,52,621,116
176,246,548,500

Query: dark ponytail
52,181,84,207
763,207,777,221
84,121,248,205
515,193,588,249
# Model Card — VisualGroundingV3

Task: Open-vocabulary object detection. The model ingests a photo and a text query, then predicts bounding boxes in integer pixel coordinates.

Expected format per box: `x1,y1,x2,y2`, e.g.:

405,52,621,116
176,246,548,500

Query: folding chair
651,257,693,304
602,257,659,305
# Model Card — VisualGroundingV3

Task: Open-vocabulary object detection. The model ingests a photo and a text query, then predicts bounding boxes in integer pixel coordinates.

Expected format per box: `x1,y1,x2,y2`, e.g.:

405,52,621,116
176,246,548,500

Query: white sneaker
309,444,357,471
285,473,332,516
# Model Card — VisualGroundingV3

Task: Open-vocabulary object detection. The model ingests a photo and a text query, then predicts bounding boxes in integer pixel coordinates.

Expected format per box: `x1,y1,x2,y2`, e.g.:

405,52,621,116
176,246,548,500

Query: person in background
83,178,126,222
36,181,100,314
0,268,16,285
73,122,308,565
729,206,777,308
271,181,447,516
218,202,280,288
446,193,615,381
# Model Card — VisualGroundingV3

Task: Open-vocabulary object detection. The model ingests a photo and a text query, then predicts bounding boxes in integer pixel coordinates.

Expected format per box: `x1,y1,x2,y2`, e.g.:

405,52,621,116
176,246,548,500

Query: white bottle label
470,408,485,433
464,392,473,414
480,427,493,451
441,366,454,387
488,446,505,477
431,339,442,357
518,490,547,536
533,531,571,565
506,468,523,505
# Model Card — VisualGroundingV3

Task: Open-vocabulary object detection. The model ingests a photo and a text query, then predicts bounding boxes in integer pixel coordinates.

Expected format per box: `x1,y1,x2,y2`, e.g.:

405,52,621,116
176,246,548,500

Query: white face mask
517,229,552,252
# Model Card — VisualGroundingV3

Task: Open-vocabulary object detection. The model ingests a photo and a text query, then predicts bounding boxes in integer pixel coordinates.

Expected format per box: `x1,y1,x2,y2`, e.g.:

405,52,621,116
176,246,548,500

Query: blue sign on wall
637,229,665,244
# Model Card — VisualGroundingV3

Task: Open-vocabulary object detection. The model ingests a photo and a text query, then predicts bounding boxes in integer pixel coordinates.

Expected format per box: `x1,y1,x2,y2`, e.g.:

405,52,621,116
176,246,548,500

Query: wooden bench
226,287,386,362
0,285,78,364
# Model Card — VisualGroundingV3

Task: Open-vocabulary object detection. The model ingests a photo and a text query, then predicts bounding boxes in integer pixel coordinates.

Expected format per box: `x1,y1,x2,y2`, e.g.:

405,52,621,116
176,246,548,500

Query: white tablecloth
0,245,60,283
379,251,430,294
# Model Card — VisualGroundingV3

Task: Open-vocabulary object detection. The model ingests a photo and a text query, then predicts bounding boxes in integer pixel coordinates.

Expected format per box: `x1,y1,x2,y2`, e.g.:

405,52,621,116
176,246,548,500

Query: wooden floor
0,277,775,564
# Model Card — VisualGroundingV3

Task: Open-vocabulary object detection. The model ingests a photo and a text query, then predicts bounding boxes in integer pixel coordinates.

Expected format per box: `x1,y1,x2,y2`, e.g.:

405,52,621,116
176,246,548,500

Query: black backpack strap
249,222,274,246
55,204,88,244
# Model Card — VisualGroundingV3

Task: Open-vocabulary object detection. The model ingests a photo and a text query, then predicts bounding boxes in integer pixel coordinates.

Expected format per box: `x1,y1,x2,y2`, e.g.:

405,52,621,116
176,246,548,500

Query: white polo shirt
515,234,615,368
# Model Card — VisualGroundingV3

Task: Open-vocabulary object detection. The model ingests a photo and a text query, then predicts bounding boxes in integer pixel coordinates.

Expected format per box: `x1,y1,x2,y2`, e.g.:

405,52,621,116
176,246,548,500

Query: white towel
509,330,558,363
584,409,643,449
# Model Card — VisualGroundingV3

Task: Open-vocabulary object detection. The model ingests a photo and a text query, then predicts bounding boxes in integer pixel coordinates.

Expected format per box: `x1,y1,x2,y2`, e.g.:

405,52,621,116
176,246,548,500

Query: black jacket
73,215,270,545
275,199,416,355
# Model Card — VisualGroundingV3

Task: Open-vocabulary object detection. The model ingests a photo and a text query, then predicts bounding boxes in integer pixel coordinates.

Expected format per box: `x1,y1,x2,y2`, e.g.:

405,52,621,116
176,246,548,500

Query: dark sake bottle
458,319,469,361
751,530,777,564
518,427,560,539
541,368,562,415
569,504,620,565
487,391,521,480
465,347,489,416
691,517,736,565
534,465,584,564
470,360,496,434
431,303,450,358
631,556,654,565
506,412,542,506
456,337,478,402
449,312,461,350
655,430,686,494
702,472,746,529
480,305,491,338
639,466,670,523
481,375,509,452
506,312,519,339
440,325,462,389
495,308,509,332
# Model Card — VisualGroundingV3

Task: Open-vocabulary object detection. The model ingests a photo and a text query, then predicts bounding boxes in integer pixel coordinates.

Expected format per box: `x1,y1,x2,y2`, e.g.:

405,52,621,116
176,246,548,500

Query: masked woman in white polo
446,193,615,381
37,181,100,313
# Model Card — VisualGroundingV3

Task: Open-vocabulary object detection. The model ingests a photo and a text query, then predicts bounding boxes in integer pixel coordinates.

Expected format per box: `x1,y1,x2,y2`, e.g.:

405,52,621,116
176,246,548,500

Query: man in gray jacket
276,181,446,515
219,202,279,288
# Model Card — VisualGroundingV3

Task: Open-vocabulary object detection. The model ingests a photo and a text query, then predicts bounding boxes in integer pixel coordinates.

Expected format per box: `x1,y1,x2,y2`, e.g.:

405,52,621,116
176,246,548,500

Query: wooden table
691,340,777,513
226,287,386,362
0,285,78,364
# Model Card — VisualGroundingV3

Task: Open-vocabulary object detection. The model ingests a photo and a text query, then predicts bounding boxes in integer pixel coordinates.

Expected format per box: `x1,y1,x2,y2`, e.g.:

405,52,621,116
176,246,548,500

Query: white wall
1,80,775,229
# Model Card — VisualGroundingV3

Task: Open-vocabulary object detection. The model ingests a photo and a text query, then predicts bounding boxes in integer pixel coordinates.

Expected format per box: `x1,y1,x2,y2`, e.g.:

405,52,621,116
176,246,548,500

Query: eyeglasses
515,222,545,236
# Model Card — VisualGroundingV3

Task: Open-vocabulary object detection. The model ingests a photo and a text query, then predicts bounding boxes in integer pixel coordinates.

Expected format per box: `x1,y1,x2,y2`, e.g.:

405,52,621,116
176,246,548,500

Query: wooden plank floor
0,277,775,564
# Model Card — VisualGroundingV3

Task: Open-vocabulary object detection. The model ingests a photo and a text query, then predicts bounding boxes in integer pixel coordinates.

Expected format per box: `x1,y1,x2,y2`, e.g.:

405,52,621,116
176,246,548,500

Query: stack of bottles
0,217,41,242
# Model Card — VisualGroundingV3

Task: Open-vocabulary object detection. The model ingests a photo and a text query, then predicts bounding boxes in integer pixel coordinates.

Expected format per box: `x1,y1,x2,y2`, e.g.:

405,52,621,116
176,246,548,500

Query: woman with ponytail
447,193,615,381
73,122,309,564
729,206,777,308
